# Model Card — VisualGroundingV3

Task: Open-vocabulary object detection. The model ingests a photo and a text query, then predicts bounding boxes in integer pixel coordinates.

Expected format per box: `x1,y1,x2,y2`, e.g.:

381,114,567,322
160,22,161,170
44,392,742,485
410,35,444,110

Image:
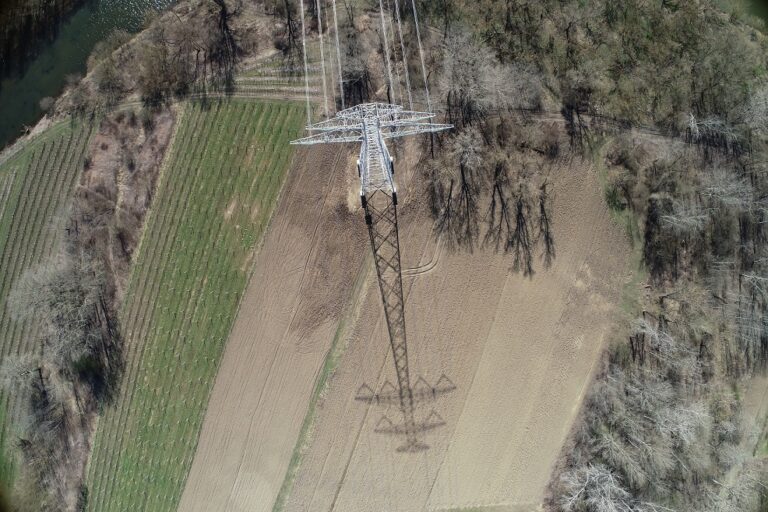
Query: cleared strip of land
0,120,94,479
85,100,304,512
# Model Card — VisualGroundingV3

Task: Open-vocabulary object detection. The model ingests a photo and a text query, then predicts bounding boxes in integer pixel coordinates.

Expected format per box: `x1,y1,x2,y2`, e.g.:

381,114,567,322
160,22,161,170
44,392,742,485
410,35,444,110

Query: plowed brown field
179,146,633,512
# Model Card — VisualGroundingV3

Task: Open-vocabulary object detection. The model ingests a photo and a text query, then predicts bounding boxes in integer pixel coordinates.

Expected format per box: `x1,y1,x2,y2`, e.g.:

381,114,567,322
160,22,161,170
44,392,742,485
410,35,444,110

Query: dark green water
751,0,768,21
0,0,175,150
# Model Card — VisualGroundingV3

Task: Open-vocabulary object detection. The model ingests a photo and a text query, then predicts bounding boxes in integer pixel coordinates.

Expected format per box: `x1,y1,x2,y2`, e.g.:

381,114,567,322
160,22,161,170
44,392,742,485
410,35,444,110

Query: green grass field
0,119,94,482
0,407,12,501
85,99,304,512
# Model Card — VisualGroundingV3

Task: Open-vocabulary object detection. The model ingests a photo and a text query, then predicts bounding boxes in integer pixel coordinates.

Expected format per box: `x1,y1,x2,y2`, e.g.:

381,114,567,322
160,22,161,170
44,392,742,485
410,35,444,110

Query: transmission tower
292,103,454,451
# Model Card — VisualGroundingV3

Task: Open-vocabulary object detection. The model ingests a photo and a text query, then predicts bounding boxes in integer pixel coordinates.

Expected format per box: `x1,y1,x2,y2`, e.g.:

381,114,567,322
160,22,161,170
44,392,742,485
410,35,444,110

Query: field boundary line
0,119,69,169
172,103,305,503
271,250,374,512
122,104,185,276
430,503,541,512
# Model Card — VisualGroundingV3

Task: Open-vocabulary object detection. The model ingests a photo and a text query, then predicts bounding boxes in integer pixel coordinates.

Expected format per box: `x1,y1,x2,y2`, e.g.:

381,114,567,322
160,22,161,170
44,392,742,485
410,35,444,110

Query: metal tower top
291,102,451,195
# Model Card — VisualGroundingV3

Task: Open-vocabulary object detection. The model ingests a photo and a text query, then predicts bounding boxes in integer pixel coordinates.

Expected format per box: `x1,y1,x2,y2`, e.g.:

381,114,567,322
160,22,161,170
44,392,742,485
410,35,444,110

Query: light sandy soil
177,144,368,512
282,154,632,512
180,142,633,511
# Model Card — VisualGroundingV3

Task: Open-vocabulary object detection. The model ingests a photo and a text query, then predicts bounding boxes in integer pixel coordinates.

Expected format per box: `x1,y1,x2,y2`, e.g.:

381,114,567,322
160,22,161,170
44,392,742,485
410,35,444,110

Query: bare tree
94,56,126,108
267,0,301,54
703,168,753,212
742,84,768,138
0,353,41,397
660,199,710,236
687,115,744,155
704,463,768,512
729,271,768,371
539,182,555,267
439,31,539,127
437,129,484,247
207,0,240,91
509,186,534,276
341,19,372,106
8,255,104,369
560,464,640,512
484,159,513,250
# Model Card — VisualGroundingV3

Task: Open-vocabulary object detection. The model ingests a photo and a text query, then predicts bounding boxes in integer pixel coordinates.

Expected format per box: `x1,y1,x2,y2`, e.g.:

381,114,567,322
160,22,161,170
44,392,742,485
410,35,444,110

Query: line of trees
0,105,174,510
119,0,242,105
407,1,768,510
1,250,117,510
414,28,555,275
62,0,244,115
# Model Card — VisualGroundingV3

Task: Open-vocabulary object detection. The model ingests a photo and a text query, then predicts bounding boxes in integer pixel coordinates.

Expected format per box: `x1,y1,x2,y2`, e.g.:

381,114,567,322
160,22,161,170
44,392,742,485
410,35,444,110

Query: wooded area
320,0,768,509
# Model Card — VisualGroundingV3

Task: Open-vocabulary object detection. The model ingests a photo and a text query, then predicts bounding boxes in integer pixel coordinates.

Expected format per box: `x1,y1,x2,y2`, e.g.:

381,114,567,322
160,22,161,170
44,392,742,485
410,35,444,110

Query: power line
331,0,345,110
299,0,312,129
378,0,395,104
315,0,330,117
393,0,413,110
384,0,403,106
409,0,431,113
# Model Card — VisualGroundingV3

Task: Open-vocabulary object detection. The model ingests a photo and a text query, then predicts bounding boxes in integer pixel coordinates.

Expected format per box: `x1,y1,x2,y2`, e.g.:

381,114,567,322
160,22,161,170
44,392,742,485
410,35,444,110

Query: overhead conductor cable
331,0,345,110
393,0,413,110
299,0,312,129
384,0,403,105
409,0,431,113
315,0,330,117
378,0,395,103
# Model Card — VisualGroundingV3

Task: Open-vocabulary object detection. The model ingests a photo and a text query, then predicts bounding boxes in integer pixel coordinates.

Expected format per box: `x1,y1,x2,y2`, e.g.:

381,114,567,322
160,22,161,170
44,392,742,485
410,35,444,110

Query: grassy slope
0,406,11,503
0,119,94,484
86,99,304,512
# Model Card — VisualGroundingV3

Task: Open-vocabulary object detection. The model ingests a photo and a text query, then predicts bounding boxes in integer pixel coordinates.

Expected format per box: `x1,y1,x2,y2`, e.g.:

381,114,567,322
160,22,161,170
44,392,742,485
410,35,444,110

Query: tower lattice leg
363,189,424,452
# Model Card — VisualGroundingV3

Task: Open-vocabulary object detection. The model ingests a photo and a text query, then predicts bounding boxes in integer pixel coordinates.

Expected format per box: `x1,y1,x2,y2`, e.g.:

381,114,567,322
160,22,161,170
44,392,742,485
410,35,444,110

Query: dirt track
179,143,633,511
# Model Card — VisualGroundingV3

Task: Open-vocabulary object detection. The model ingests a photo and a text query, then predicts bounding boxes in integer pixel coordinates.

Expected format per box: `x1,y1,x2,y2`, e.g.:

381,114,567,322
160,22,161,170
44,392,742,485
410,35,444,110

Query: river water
0,0,175,150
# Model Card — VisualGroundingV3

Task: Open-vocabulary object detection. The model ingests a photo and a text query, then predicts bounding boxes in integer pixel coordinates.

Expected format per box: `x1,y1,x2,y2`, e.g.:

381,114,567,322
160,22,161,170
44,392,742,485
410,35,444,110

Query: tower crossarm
289,120,452,146
291,105,451,144
290,130,364,145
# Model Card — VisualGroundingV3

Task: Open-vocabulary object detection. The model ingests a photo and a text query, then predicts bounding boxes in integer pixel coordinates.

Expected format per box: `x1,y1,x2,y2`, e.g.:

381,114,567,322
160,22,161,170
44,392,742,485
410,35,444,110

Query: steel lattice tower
292,103,453,451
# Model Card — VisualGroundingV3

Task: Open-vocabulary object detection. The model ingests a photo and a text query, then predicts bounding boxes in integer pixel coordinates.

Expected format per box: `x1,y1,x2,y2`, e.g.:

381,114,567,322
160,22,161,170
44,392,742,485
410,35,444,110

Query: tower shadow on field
355,374,456,452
